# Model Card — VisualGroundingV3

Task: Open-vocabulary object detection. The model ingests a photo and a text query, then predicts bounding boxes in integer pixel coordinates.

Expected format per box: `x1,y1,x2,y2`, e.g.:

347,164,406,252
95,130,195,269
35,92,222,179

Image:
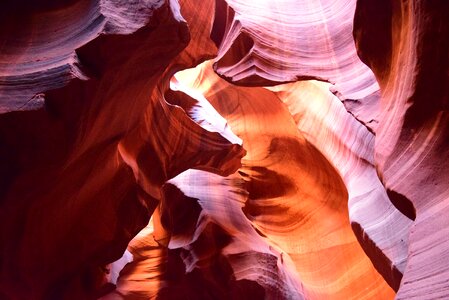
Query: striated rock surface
268,80,411,291
0,0,243,298
0,0,166,113
1,0,448,299
212,0,378,100
173,62,394,299
354,0,449,298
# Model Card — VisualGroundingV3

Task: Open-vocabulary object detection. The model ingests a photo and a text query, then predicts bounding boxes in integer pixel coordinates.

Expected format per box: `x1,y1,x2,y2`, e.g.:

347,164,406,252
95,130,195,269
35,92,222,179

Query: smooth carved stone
0,1,243,298
354,0,449,299
1,0,447,298
0,0,169,113
165,170,301,299
268,80,411,291
211,0,385,136
101,219,167,299
105,170,299,299
174,61,394,299
212,0,379,100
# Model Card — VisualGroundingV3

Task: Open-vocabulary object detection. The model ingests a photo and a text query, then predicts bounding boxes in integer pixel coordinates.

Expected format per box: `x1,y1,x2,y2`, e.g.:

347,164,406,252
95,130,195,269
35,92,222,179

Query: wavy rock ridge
0,0,448,299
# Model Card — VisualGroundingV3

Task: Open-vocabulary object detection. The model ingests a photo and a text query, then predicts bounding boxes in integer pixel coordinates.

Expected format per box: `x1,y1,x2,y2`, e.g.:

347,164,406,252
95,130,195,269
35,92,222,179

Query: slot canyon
0,0,448,299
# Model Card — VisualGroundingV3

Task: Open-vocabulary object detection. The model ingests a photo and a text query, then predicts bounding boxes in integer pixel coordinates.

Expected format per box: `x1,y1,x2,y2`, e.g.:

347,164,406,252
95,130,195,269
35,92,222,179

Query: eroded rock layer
354,0,449,298
1,0,448,299
172,61,395,299
212,0,379,100
268,80,411,291
0,0,243,298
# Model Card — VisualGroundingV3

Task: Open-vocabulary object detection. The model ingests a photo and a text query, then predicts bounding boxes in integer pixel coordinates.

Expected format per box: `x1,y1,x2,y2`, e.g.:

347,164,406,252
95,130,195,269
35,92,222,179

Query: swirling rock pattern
212,0,379,100
0,0,243,298
268,80,411,291
0,0,167,113
355,0,449,299
174,62,394,299
1,0,448,299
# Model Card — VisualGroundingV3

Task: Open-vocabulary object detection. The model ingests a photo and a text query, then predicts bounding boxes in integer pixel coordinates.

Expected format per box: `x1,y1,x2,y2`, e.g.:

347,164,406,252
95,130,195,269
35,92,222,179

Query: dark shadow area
157,222,265,300
161,183,202,237
210,0,235,48
0,0,80,15
243,166,295,201
214,31,254,70
386,189,416,221
353,0,392,82
351,222,403,292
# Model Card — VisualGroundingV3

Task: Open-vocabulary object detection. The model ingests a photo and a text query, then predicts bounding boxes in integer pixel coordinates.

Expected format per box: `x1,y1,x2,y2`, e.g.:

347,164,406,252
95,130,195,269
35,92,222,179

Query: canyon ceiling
0,0,448,299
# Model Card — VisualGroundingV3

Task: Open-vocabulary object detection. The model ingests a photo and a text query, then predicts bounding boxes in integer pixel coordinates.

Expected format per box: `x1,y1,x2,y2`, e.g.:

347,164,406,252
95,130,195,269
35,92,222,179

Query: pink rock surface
213,0,378,99
268,80,411,290
354,0,449,298
173,62,394,299
0,0,168,113
1,0,448,298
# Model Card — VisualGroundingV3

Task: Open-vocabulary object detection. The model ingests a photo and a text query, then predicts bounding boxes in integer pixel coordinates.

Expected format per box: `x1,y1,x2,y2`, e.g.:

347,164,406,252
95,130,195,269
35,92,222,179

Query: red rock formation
0,0,243,298
172,62,394,299
1,0,448,299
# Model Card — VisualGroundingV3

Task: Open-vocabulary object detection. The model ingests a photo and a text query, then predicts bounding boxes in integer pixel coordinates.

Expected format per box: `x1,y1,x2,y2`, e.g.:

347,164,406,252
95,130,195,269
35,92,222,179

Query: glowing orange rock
1,0,448,298
268,80,411,291
174,61,395,299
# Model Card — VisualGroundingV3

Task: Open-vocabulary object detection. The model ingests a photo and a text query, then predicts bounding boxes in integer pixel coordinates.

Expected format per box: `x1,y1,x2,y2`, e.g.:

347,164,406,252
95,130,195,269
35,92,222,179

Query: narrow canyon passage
0,0,448,299
172,62,395,299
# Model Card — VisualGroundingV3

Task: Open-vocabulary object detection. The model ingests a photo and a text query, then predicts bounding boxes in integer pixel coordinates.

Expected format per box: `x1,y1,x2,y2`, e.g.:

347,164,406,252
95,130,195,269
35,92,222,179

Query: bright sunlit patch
170,72,243,146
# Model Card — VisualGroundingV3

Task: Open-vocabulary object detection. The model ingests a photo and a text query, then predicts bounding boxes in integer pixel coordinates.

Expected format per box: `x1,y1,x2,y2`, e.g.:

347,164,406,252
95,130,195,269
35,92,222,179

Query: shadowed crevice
210,0,234,48
214,31,254,70
386,189,416,221
351,222,403,291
